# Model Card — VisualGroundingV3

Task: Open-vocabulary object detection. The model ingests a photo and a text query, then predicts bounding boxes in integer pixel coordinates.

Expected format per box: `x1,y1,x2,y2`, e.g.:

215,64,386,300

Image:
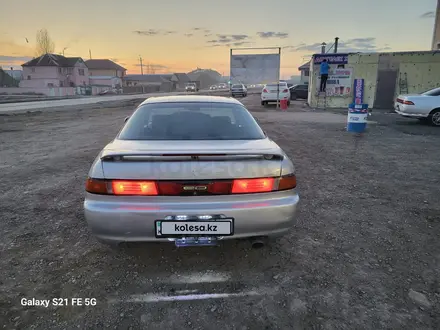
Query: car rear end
186,84,196,92
261,84,290,104
84,99,299,247
394,95,429,118
231,84,246,97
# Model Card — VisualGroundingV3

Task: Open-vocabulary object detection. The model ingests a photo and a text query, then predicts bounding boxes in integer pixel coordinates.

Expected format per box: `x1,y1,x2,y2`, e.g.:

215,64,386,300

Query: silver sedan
84,95,299,248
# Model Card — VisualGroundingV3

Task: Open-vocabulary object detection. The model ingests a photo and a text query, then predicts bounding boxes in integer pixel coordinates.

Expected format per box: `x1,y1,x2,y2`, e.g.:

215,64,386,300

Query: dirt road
1,95,440,329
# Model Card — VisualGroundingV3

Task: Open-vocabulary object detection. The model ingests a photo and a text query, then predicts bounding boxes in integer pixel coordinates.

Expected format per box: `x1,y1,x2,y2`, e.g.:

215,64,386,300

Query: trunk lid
100,139,284,180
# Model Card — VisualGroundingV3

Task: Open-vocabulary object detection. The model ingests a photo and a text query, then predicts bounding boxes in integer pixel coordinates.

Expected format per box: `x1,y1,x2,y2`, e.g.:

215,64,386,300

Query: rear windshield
422,87,440,96
118,102,266,140
232,84,242,88
266,84,286,88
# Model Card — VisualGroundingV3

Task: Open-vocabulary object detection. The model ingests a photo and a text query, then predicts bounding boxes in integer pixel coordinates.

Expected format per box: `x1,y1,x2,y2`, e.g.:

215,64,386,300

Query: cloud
133,29,176,36
257,32,289,39
207,34,250,46
184,33,193,37
0,55,33,62
134,63,168,70
420,11,435,18
286,37,391,53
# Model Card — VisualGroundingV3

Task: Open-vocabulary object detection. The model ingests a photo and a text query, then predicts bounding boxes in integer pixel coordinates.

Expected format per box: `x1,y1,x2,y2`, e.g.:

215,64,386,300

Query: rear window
118,102,266,140
422,87,440,96
266,84,286,88
232,84,242,88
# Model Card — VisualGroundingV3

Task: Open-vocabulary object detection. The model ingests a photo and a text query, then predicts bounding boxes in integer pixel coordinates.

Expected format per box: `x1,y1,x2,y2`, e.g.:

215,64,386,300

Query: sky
0,0,437,78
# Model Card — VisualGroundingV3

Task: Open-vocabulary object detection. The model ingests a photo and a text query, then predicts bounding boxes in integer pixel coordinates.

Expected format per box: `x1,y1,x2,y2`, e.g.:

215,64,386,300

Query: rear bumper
84,190,299,243
394,103,428,118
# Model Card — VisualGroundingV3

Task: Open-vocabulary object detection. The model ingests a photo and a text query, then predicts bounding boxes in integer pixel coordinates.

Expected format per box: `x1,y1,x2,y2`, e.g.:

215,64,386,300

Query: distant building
298,62,310,84
85,59,126,78
20,54,89,88
308,50,440,109
4,69,23,81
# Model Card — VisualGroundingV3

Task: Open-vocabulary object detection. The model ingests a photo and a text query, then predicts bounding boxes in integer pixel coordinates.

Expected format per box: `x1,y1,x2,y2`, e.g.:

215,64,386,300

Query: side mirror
124,116,130,123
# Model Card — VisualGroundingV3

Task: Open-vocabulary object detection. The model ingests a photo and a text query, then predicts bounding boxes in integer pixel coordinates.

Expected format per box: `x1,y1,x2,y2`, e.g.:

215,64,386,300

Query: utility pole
89,49,92,60
334,37,339,53
139,56,143,75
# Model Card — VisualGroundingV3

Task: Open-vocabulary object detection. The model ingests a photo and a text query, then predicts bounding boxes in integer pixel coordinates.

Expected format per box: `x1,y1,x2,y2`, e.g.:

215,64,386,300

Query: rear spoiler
101,152,284,162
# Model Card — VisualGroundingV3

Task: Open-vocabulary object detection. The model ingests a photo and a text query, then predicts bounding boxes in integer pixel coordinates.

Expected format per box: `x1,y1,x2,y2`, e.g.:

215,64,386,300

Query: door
374,69,398,109
298,85,308,99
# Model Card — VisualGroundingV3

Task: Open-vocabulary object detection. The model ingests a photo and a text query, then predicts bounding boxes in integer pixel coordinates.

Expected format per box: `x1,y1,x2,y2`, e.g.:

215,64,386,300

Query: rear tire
428,109,440,126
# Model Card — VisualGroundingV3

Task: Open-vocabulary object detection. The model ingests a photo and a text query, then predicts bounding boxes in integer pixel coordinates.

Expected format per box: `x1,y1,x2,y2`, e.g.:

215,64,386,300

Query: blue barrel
347,103,368,133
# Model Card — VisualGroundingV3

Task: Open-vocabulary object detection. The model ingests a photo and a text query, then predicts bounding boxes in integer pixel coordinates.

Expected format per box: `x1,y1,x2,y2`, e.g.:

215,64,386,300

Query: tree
35,29,55,56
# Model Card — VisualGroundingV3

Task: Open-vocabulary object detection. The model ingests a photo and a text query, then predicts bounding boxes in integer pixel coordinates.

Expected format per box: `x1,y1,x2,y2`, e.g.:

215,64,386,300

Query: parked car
209,85,217,90
261,83,290,106
185,83,198,92
84,95,299,249
230,84,247,97
395,87,440,126
288,84,309,100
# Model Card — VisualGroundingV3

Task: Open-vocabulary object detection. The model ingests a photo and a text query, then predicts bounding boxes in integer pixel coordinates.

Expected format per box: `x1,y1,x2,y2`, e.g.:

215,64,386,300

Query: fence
0,86,110,97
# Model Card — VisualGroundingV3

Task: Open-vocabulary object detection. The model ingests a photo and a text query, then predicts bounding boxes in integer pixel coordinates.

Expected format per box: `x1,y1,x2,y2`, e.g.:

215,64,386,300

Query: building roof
22,54,84,67
173,73,190,83
89,75,120,80
124,74,171,83
140,95,241,106
85,59,126,71
298,61,310,71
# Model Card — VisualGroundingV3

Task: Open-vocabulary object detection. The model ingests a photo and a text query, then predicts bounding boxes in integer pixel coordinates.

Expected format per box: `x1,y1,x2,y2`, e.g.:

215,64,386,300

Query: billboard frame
230,47,282,108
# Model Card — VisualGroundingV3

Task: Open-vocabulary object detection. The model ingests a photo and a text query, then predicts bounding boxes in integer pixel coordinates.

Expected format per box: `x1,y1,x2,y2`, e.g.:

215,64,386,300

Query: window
337,64,345,68
78,69,85,76
31,68,35,73
67,68,73,74
304,70,309,77
60,81,64,87
58,68,62,73
47,83,54,87
422,87,440,96
118,102,266,141
232,84,243,88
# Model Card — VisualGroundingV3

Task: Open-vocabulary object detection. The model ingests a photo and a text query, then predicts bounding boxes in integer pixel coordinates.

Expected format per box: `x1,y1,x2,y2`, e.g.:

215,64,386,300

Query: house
298,61,310,84
20,54,89,88
85,59,126,89
170,73,191,90
187,68,222,89
85,59,126,78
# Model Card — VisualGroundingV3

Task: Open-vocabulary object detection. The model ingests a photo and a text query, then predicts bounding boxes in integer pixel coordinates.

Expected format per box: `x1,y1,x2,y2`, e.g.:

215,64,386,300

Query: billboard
230,53,280,85
316,68,353,96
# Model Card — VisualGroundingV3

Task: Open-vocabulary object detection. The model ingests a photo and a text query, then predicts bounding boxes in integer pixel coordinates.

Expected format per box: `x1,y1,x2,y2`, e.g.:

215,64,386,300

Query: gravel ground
1,94,440,329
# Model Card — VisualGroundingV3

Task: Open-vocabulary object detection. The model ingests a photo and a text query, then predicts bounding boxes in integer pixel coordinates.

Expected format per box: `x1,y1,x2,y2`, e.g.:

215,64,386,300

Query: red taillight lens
112,180,158,195
232,178,274,194
282,89,288,93
396,98,403,104
263,89,268,93
403,100,414,105
86,178,108,194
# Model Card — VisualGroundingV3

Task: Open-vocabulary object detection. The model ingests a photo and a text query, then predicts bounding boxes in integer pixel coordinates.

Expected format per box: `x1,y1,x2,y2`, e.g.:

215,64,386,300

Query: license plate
155,219,234,238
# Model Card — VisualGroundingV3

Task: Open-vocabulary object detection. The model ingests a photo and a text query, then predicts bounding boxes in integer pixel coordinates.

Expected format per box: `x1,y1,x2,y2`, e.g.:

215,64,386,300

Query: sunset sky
0,0,437,78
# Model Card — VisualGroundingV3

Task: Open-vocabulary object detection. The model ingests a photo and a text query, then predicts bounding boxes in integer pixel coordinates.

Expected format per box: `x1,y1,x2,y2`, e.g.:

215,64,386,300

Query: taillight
232,178,275,194
263,89,268,93
282,89,288,93
403,100,414,105
85,178,108,194
85,175,297,196
396,98,403,104
278,174,297,190
112,180,158,195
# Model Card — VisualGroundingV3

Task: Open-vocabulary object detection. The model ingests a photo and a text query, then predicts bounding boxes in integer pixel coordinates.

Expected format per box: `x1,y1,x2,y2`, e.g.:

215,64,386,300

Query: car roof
139,95,243,106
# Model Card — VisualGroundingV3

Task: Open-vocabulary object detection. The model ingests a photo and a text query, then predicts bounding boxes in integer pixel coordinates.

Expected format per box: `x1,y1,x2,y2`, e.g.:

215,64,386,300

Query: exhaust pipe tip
250,237,267,249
